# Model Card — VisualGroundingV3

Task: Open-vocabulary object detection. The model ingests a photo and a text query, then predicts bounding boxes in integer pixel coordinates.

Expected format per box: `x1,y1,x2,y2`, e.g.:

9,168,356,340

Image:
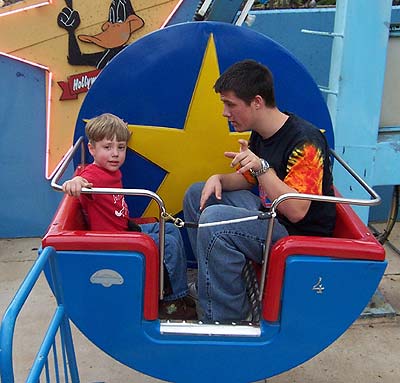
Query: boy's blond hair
85,113,132,144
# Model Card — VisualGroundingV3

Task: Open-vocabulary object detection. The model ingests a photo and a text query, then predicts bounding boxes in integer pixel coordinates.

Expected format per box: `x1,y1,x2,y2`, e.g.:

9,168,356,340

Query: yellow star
128,34,250,217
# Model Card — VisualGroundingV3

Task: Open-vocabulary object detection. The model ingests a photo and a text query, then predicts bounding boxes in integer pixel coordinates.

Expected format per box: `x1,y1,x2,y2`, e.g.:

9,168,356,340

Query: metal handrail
258,148,382,302
50,137,167,299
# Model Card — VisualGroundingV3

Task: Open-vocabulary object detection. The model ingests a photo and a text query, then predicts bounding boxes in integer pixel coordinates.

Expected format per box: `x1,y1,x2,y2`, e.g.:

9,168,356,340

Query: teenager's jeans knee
183,182,261,257
141,222,188,301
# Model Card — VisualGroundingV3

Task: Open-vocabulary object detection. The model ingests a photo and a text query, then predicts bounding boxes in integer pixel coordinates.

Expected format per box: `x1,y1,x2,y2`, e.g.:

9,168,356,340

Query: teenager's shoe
188,281,198,300
182,295,196,308
159,296,197,320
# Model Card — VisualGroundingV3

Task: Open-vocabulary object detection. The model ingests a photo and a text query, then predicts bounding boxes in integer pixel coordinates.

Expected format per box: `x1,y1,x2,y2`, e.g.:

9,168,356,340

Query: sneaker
182,295,196,308
188,281,198,300
159,296,197,320
244,311,253,322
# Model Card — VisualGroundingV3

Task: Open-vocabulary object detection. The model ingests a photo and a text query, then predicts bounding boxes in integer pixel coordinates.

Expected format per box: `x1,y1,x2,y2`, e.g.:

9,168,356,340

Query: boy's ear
88,142,95,157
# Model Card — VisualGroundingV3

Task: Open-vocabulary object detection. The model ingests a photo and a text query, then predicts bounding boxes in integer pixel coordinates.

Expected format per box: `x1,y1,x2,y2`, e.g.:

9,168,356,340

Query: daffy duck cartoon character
57,0,144,69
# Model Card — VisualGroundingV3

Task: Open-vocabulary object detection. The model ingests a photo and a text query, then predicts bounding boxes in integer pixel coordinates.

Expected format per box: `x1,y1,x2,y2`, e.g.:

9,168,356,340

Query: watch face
251,159,269,177
261,159,269,170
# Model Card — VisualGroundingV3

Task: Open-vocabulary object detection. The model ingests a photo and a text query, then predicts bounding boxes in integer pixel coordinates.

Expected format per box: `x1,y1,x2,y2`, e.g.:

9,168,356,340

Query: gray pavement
1,224,399,383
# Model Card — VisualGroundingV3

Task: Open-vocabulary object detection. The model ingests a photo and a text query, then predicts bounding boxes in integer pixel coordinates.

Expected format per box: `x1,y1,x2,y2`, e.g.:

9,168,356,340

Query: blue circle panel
75,21,334,217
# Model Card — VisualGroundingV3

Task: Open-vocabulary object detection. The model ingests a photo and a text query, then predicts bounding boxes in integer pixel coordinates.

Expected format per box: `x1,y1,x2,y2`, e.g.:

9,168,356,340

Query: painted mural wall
0,0,179,237
0,0,179,178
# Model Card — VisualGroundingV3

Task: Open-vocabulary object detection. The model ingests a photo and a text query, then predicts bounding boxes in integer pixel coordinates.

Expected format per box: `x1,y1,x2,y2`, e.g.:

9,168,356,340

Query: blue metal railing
0,246,79,383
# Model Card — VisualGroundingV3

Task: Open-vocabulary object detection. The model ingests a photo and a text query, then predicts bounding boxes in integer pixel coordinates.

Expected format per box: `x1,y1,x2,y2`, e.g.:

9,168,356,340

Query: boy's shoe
159,296,197,320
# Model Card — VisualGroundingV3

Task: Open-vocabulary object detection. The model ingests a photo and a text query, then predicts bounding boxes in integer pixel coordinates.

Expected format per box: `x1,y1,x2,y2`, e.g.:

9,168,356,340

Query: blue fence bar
0,247,80,383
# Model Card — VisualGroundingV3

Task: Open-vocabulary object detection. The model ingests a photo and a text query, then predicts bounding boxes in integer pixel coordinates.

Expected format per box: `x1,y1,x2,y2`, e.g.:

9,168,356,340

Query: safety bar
258,148,382,302
51,137,167,299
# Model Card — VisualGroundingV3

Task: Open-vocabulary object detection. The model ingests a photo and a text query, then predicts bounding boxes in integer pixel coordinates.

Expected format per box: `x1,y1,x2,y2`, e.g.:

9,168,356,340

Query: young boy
62,113,196,320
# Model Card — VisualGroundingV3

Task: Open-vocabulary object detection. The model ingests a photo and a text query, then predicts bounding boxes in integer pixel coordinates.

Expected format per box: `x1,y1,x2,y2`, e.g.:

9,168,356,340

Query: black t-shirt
249,113,336,237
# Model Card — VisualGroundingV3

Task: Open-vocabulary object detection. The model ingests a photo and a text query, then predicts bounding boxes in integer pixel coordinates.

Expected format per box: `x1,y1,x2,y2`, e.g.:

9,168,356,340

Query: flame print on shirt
250,143,324,209
284,143,323,195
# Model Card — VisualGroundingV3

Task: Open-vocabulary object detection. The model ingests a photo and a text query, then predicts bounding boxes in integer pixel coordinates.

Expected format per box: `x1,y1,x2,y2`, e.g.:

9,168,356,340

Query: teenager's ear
253,95,264,109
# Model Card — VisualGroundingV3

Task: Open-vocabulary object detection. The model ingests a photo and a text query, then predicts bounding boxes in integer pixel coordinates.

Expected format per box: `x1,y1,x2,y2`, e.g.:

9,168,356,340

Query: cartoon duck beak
78,14,144,49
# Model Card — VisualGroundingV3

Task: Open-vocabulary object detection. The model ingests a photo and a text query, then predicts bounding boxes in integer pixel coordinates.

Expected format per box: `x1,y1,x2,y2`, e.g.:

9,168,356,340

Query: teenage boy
184,60,336,322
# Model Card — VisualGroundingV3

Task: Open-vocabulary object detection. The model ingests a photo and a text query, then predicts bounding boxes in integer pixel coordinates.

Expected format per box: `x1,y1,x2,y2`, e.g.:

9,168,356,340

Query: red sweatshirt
78,164,129,231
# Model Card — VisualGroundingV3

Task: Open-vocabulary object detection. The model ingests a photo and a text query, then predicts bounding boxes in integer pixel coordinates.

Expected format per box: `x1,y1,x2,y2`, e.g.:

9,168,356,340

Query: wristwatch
250,158,270,177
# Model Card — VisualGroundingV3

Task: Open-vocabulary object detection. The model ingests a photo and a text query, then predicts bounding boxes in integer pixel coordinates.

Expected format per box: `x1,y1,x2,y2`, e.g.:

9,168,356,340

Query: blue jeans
183,182,288,321
141,222,188,301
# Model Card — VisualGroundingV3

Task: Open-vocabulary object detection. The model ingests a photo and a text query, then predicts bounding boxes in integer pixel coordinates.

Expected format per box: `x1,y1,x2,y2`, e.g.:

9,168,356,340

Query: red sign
58,69,101,100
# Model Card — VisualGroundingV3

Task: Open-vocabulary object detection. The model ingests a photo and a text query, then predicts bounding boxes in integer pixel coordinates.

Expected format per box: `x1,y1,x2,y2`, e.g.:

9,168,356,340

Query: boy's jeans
183,182,288,321
141,222,188,301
